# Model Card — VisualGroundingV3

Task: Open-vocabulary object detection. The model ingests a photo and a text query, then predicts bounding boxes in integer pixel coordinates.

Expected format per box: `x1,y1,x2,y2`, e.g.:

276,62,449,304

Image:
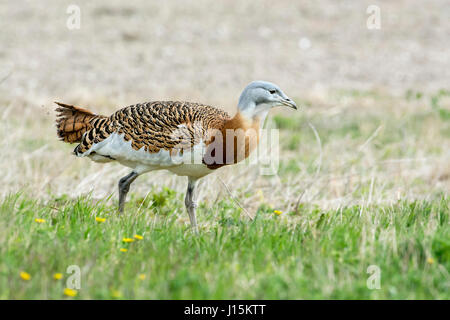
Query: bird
55,81,297,232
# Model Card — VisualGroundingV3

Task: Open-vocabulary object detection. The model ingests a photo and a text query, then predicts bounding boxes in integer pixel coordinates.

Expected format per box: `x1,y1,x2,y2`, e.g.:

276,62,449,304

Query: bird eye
269,89,276,94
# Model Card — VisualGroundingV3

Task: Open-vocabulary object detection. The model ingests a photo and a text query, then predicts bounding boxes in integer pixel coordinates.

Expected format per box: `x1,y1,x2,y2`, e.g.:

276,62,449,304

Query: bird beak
280,97,297,110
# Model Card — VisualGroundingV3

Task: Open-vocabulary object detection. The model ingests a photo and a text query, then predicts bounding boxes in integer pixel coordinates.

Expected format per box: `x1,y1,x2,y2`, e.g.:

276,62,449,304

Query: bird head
237,80,297,119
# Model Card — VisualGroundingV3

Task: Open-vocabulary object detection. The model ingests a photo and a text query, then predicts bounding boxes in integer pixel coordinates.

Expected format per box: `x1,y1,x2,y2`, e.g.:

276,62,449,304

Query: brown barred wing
75,101,230,155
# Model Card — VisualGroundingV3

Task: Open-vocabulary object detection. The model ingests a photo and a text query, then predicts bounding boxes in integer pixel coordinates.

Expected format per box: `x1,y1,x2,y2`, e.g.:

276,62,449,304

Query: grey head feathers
237,80,297,119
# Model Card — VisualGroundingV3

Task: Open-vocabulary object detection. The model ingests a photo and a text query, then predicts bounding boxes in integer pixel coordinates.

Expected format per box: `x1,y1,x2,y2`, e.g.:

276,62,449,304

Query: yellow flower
111,289,122,299
120,248,128,252
111,289,122,298
95,217,106,223
20,271,31,281
122,238,135,243
35,218,46,223
274,210,282,216
63,288,77,297
138,274,146,280
427,257,435,265
53,273,63,280
134,234,143,240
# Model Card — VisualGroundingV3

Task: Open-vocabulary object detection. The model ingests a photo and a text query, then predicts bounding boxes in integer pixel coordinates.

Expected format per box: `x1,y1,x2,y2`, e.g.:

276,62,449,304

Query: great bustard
55,81,297,231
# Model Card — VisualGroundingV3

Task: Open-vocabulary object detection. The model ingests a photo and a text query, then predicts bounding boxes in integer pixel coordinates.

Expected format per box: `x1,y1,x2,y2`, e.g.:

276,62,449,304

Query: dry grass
1,89,448,215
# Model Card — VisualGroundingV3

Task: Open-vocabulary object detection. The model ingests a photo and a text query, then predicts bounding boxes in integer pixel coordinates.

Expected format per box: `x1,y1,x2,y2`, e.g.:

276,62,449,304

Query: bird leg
185,177,199,233
118,171,139,213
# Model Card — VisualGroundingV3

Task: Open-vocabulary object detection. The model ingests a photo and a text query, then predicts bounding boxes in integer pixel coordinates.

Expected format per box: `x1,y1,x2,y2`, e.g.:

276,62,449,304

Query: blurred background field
0,0,448,204
0,0,448,299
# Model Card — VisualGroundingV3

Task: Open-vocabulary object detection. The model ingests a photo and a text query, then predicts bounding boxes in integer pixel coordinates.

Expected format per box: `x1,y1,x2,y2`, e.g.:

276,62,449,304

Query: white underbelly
167,164,213,178
84,133,175,165
82,132,213,177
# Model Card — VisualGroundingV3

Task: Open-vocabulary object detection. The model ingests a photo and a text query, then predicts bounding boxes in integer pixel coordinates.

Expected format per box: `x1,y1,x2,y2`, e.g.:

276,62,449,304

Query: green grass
0,192,448,299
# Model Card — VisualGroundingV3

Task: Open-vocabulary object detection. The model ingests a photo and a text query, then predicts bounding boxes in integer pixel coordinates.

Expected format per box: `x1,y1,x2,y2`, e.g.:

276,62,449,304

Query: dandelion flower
53,273,63,280
122,238,135,243
138,274,146,280
427,257,435,265
134,234,143,240
274,210,282,216
35,218,46,223
20,271,31,281
95,217,106,223
63,288,77,297
111,289,122,298
120,248,128,252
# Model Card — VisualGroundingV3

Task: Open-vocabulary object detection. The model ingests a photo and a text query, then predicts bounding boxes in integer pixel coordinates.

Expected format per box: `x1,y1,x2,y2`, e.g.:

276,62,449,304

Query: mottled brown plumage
56,101,231,157
55,102,106,144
